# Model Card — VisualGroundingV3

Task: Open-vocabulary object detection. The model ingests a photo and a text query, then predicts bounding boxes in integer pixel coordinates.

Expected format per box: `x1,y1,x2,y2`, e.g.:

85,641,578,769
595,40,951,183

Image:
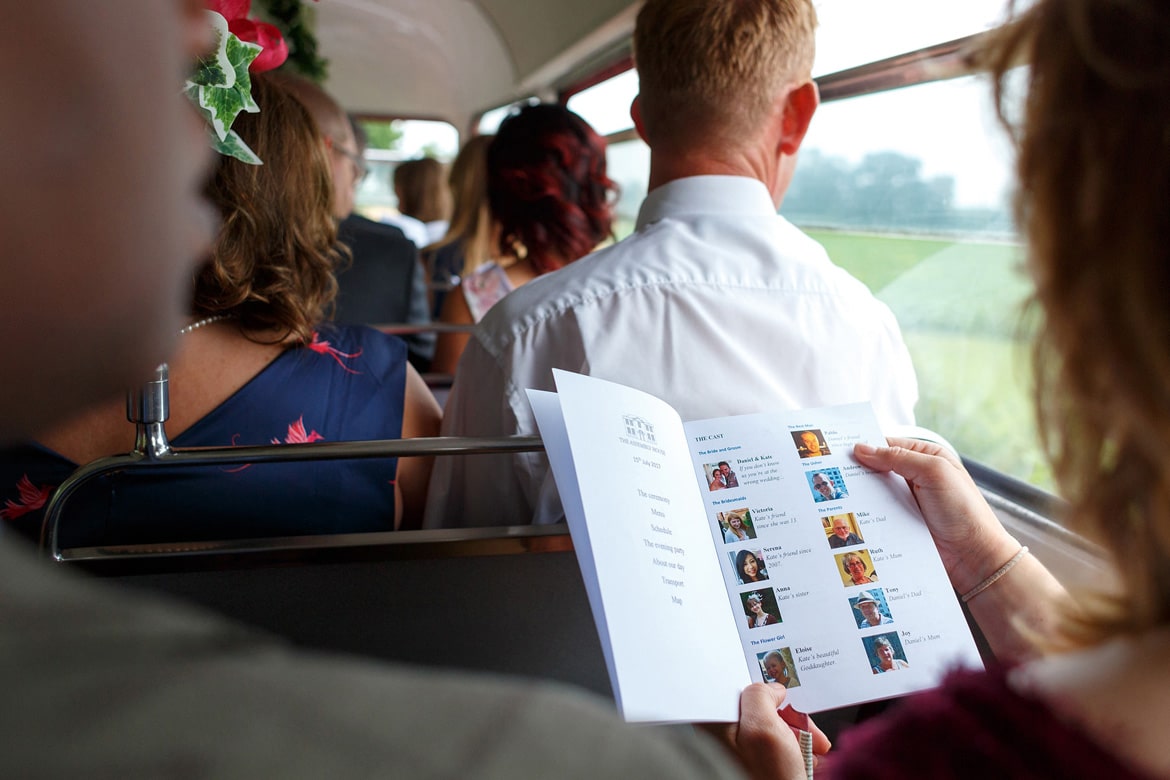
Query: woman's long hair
425,134,495,276
197,73,344,344
736,549,763,582
986,0,1170,645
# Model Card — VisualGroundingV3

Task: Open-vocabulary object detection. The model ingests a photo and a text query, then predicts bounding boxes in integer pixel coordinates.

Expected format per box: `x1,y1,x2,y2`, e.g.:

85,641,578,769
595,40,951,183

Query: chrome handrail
372,322,478,335
40,364,544,560
41,434,544,561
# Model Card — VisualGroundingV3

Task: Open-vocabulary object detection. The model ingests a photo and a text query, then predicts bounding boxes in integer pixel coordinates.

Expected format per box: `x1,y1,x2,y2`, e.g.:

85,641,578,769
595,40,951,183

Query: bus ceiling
314,0,639,132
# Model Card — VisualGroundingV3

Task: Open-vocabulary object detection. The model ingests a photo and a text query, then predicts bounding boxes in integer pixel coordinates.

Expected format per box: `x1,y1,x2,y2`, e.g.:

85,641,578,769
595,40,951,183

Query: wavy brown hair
196,72,343,344
986,0,1170,645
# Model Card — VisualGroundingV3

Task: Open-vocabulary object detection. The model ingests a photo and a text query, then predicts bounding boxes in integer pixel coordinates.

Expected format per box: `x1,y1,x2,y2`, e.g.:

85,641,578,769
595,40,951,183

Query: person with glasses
277,75,436,368
841,552,876,586
812,472,845,502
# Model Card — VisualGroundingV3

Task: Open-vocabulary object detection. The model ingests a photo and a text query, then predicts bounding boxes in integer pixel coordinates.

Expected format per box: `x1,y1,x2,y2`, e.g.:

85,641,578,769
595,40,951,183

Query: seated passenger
429,104,615,374
0,73,440,545
384,157,451,248
423,134,496,318
334,117,434,367
424,0,917,528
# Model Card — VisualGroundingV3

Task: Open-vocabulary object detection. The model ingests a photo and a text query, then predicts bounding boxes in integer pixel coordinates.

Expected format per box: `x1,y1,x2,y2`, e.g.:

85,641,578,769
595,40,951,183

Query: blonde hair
986,0,1170,645
425,134,495,275
633,0,816,150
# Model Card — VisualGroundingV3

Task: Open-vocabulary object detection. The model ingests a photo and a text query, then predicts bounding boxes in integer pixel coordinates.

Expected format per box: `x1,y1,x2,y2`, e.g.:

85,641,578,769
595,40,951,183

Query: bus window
477,98,540,135
811,0,1010,76
565,69,638,136
605,136,649,240
561,67,647,240
353,118,459,221
781,73,1049,490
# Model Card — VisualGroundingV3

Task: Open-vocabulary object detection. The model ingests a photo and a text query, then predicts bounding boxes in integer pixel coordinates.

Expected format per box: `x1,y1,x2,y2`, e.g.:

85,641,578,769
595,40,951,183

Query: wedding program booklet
528,370,982,723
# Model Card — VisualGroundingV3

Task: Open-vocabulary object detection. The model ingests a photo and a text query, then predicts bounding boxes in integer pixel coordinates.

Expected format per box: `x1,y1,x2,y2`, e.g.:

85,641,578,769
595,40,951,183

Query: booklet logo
621,413,666,455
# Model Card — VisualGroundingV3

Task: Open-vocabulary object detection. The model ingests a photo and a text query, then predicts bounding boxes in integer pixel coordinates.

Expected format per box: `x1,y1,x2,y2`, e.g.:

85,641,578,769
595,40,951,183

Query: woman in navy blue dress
0,74,440,546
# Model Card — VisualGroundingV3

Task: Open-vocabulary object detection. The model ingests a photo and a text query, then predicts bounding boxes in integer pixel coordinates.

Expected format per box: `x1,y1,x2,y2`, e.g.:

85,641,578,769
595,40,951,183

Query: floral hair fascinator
187,1,296,164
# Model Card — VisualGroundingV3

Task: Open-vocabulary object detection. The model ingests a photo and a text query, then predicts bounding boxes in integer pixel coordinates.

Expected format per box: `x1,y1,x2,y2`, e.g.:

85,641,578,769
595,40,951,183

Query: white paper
535,371,982,722
685,404,982,713
542,370,749,722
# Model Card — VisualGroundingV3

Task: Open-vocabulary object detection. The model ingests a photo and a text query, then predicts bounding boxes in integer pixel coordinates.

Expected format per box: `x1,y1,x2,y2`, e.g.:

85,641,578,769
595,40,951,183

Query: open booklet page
529,376,750,723
686,403,982,714
530,370,982,723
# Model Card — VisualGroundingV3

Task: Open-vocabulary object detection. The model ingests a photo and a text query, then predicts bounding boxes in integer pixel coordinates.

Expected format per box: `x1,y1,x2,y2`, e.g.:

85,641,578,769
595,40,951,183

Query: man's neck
646,140,786,207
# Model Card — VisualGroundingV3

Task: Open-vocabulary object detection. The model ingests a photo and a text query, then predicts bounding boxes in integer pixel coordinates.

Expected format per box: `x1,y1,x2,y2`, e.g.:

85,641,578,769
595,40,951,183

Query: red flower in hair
205,0,289,73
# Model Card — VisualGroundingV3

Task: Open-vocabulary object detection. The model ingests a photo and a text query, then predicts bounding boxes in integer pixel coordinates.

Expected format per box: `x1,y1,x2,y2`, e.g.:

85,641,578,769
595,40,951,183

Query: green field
804,229,1053,492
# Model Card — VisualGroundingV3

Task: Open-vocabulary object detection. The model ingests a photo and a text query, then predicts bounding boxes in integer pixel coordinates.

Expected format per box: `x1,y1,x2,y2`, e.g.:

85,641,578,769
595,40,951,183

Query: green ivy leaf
212,128,263,166
195,13,234,88
186,10,263,164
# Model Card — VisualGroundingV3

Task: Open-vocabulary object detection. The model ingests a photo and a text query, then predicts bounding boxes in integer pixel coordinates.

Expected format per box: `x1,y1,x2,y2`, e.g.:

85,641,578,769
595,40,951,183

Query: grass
613,220,1051,492
803,229,1053,492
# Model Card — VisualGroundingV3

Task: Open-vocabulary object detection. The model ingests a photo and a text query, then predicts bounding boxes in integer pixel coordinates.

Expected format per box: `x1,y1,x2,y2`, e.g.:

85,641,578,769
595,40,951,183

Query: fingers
774,699,831,758
853,438,966,487
732,683,813,780
803,713,832,756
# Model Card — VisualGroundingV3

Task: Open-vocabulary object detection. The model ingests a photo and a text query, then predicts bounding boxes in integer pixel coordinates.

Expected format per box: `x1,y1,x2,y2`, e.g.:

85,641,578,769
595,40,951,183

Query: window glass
811,0,1012,75
477,97,540,135
782,75,1050,490
605,137,650,240
566,69,639,136
353,118,458,220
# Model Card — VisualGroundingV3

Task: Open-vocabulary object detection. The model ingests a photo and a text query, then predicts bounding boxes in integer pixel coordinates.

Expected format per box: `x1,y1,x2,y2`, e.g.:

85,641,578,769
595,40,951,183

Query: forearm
962,547,1068,662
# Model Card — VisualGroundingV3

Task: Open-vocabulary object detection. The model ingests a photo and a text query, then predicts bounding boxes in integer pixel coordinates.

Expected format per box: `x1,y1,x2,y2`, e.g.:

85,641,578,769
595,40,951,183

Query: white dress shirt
380,213,430,248
425,176,918,528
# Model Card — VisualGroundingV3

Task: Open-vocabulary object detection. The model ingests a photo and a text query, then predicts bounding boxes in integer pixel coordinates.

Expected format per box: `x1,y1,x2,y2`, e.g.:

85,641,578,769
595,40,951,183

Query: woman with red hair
431,104,615,373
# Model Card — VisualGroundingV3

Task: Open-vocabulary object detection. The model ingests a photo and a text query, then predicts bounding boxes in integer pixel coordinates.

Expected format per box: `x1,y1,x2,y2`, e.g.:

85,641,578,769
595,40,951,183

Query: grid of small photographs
712,427,912,683
716,503,788,679
794,427,911,675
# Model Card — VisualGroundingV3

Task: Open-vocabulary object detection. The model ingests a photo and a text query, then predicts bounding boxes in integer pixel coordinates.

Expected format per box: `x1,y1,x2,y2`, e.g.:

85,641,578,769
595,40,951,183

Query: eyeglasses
328,138,368,182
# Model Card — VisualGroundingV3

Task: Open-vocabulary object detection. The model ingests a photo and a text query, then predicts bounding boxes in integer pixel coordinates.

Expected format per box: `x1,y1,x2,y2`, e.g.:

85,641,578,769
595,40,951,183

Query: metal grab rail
40,364,544,561
372,322,477,335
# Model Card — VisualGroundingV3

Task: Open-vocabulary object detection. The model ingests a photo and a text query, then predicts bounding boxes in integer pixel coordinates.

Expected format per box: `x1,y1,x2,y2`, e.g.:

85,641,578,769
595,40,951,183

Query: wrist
947,530,1022,596
961,545,1029,603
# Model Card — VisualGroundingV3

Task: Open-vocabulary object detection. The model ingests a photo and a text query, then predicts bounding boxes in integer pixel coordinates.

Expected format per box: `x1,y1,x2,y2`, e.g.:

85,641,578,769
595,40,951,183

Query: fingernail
853,443,878,456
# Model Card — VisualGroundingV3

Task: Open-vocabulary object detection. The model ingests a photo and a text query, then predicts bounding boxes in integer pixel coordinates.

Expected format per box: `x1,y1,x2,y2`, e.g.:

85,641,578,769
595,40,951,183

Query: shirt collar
635,176,778,230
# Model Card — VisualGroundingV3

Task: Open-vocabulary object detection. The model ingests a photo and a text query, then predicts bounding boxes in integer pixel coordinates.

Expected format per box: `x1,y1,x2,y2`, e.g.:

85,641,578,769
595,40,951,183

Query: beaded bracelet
960,545,1029,603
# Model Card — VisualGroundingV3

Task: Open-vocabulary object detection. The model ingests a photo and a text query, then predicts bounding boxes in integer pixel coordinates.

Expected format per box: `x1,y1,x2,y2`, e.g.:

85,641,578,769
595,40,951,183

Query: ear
630,95,649,144
778,80,819,156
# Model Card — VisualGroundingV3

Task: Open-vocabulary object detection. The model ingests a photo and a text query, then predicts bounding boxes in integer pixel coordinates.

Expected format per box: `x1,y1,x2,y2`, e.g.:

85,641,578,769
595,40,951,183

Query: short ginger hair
633,0,817,150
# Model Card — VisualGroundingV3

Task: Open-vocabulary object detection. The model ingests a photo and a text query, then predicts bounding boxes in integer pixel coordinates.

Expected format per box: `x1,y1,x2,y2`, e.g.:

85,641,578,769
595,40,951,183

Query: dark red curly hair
487,104,615,274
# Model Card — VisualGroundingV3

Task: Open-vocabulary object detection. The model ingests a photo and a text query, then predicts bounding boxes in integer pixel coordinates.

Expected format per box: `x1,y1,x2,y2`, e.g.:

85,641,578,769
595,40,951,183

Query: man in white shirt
426,0,918,528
